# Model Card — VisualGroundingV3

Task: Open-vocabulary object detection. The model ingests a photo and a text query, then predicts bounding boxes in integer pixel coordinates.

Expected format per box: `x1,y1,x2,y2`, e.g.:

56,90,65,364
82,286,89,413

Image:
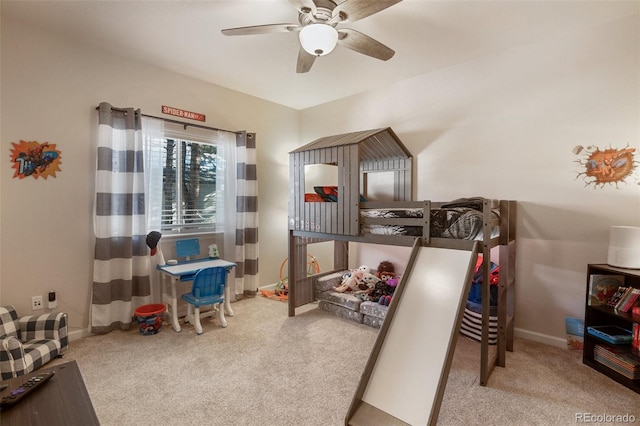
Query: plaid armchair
0,305,69,380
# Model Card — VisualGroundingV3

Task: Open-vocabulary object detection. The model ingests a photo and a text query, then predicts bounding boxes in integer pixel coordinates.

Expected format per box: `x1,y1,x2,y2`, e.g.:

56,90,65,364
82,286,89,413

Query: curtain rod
95,105,241,135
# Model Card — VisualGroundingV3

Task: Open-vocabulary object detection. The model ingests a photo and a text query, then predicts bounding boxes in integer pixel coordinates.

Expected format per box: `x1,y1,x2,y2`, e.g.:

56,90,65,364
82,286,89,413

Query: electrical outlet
48,291,57,309
32,295,43,311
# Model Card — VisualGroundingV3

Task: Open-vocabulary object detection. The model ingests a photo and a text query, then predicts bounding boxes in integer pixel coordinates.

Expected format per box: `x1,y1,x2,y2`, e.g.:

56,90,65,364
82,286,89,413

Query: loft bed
287,127,517,385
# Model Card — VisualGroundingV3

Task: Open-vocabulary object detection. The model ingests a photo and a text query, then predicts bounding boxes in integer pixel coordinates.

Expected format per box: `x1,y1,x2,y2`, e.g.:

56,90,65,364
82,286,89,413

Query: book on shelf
614,287,636,310
607,286,629,307
633,323,639,352
594,345,640,368
619,288,640,313
588,274,625,306
594,344,640,380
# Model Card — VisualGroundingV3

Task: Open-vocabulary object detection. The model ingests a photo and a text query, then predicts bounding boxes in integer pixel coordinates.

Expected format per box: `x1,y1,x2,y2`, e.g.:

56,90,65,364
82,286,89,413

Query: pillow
314,186,339,202
313,186,367,202
305,193,325,202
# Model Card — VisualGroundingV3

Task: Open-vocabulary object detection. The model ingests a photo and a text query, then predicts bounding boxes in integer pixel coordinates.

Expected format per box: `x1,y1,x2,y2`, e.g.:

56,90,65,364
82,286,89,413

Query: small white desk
157,258,237,332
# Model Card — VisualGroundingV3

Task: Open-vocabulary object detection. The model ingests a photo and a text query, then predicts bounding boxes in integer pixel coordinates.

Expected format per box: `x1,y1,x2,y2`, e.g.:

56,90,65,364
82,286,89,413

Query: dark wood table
0,360,99,425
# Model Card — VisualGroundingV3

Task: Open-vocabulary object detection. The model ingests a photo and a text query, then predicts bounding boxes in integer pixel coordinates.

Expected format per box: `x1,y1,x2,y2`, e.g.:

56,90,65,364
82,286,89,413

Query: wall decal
574,145,638,188
161,105,205,122
10,140,62,179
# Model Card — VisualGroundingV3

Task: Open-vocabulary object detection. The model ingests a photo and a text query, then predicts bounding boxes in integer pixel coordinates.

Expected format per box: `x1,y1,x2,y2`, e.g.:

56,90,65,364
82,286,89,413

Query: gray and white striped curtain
91,102,151,333
235,132,259,295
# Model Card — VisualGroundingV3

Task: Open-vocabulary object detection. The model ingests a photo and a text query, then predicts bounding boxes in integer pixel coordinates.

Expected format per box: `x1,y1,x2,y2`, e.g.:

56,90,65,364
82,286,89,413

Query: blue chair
181,267,228,334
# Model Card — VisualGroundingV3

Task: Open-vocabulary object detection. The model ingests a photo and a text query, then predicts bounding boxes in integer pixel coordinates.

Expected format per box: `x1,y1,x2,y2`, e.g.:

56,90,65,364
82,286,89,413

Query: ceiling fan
221,0,402,73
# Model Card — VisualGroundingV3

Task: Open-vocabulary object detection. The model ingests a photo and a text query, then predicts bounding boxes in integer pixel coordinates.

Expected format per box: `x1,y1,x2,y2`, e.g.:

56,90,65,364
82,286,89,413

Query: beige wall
300,10,640,346
0,18,300,335
2,4,639,346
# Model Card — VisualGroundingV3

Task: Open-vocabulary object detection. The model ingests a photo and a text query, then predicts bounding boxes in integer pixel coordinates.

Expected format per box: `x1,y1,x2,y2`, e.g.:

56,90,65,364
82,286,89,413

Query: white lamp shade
608,226,640,269
299,24,338,56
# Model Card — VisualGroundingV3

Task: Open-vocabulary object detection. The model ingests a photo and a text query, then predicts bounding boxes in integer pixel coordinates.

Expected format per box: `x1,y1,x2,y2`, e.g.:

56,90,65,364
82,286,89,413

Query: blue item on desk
176,238,200,260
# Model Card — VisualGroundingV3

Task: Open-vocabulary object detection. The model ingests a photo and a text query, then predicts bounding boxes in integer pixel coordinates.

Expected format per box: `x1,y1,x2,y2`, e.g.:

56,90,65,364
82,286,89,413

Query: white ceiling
2,0,636,110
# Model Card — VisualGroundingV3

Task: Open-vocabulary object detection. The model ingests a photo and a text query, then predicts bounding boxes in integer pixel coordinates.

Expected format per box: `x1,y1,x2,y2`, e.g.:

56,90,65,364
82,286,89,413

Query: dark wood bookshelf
583,264,640,394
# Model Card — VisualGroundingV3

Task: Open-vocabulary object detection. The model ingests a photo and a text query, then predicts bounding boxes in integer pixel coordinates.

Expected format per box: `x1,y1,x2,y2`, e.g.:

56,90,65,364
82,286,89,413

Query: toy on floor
333,265,378,294
354,273,382,301
369,260,399,304
260,280,288,301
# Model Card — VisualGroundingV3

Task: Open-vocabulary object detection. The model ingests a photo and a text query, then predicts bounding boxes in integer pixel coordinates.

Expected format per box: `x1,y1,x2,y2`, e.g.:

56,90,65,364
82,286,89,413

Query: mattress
360,198,500,240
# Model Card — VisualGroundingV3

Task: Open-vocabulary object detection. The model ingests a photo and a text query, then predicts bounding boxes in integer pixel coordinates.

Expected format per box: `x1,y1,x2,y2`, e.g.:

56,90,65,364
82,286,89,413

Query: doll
369,261,398,304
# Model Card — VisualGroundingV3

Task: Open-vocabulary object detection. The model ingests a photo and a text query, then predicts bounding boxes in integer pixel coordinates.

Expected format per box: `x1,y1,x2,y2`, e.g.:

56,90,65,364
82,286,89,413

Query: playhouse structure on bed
288,127,517,385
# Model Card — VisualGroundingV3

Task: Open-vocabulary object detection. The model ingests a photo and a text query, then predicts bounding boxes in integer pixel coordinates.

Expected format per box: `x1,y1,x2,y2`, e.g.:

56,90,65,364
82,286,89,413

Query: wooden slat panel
361,217,425,226
421,200,430,245
343,145,352,235
348,144,360,235
306,150,313,229
293,236,312,306
293,152,299,231
325,203,333,234
293,153,302,231
289,153,296,230
337,146,346,235
480,198,493,384
287,231,297,316
330,146,338,164
498,200,517,360
394,167,401,201
334,240,349,271
299,152,306,231
361,171,368,201
404,158,412,200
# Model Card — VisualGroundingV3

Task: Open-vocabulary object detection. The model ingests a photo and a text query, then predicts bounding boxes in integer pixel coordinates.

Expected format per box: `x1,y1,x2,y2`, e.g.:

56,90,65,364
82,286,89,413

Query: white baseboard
67,311,570,351
258,283,278,292
68,328,92,342
514,327,567,349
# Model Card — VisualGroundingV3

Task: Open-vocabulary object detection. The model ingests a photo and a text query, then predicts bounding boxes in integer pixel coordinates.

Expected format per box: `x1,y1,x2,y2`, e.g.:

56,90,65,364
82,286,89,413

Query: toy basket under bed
460,259,500,344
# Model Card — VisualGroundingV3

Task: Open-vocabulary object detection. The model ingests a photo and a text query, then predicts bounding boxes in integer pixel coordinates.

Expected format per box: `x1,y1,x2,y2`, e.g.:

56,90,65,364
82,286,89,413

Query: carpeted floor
52,296,640,425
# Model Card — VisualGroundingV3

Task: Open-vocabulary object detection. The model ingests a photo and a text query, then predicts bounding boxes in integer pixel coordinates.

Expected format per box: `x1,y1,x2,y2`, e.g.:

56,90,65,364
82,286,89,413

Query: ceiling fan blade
296,47,317,73
221,23,299,36
333,0,402,23
288,0,317,14
338,29,395,61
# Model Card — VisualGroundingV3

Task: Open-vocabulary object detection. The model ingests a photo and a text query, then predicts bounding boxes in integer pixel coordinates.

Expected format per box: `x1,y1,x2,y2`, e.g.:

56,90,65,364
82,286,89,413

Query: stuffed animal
375,260,395,281
387,277,399,287
369,260,399,304
354,273,381,300
333,265,370,293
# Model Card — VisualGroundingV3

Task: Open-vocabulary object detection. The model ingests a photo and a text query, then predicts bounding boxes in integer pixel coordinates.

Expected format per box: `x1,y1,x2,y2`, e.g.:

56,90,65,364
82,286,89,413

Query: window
161,138,218,233
144,119,233,236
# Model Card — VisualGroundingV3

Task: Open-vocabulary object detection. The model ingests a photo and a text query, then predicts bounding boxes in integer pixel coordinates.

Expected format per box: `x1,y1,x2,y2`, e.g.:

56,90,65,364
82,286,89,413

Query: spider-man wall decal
574,145,638,188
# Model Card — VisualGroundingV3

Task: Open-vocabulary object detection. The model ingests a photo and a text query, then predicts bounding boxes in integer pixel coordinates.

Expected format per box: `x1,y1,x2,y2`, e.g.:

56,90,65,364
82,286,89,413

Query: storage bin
134,304,166,335
565,317,584,350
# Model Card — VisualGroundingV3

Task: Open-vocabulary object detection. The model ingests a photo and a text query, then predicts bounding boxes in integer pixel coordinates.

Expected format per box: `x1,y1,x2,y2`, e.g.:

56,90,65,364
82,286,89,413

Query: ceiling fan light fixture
299,24,338,56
